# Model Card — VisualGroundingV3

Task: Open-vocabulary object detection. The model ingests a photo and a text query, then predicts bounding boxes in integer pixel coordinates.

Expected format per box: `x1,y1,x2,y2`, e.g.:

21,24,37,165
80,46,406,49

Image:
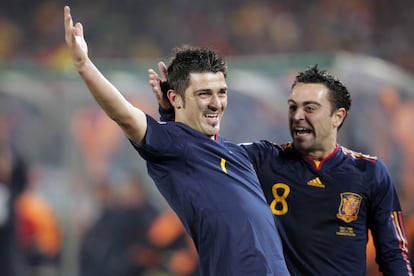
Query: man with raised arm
64,6,289,276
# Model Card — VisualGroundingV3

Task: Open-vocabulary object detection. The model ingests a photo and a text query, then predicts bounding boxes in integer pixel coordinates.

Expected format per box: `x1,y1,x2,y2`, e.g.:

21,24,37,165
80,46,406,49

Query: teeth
206,114,218,118
295,127,311,135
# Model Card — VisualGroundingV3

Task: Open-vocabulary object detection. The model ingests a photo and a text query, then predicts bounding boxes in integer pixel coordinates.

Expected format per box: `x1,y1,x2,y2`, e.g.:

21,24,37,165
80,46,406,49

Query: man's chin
293,139,311,151
203,128,219,138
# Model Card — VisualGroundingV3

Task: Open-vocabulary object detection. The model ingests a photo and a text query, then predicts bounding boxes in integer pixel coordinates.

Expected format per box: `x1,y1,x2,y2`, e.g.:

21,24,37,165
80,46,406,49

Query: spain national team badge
336,192,362,223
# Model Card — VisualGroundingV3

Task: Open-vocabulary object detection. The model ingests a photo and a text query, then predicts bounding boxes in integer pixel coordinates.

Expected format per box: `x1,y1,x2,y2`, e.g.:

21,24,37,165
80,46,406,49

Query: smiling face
288,83,346,160
172,72,227,137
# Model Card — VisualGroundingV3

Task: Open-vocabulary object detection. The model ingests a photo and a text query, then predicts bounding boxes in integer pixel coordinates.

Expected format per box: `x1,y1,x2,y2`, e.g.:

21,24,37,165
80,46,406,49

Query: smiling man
64,6,289,276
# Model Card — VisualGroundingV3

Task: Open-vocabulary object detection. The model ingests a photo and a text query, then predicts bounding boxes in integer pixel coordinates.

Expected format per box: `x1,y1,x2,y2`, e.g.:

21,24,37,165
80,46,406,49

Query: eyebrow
288,99,321,106
194,86,227,93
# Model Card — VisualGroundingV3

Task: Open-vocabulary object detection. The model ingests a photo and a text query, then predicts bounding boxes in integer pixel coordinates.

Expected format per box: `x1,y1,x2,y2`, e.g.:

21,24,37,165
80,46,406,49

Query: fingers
64,6,82,47
63,6,71,25
64,6,73,43
148,69,163,101
149,65,172,109
63,6,74,31
148,69,160,87
74,22,84,37
63,5,88,67
158,62,168,82
148,68,159,79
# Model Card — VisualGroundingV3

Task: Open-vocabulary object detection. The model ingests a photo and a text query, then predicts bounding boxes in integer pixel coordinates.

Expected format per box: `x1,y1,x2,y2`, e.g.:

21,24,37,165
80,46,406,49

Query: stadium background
1,0,414,275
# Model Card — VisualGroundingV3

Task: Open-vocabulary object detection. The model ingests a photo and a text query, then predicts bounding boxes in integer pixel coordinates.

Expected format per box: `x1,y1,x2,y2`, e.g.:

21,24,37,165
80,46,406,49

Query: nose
292,108,305,121
208,94,221,110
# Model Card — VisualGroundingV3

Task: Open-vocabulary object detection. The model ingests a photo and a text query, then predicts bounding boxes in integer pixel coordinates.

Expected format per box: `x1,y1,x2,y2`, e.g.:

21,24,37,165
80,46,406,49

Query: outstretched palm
64,6,88,68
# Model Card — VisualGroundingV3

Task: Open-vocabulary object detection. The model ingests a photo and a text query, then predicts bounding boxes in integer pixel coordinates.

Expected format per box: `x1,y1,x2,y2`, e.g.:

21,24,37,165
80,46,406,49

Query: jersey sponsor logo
307,177,325,188
336,192,362,223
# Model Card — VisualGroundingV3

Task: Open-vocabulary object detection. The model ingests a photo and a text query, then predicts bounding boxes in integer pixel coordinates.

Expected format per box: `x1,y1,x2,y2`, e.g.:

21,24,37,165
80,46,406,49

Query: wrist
72,57,91,74
75,57,92,75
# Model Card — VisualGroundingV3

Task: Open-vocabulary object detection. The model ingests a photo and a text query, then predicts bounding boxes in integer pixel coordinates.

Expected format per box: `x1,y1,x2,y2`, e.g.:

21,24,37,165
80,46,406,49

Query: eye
288,105,297,113
304,105,318,112
218,89,227,97
197,91,210,98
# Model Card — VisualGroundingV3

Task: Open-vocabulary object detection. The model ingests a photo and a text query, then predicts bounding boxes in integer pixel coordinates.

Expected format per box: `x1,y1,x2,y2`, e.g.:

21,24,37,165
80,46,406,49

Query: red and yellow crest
336,192,362,223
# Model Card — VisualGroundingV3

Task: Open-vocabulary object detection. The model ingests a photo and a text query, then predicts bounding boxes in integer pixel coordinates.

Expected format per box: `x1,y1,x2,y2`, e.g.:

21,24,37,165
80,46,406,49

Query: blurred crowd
1,0,414,73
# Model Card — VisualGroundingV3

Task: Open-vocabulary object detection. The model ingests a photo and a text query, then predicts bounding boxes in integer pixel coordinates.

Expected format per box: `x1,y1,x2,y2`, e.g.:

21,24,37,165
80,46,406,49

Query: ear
167,90,183,110
333,108,346,128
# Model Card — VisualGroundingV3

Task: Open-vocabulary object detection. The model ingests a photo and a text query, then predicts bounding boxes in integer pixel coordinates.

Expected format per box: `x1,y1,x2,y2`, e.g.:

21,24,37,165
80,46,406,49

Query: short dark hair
167,46,227,98
292,65,351,128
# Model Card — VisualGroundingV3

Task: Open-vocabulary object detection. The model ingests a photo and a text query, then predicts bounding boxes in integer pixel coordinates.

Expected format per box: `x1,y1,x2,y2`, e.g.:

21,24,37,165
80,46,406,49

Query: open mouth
205,113,219,119
205,113,220,125
294,127,312,136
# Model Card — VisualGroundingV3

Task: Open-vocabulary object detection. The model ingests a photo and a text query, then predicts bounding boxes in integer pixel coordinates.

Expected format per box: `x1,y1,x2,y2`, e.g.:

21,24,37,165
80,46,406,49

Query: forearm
76,58,147,142
77,58,125,115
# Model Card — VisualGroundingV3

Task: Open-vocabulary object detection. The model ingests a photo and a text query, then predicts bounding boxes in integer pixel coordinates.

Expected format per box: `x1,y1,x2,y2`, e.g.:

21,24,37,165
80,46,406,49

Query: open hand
64,6,88,70
148,62,172,110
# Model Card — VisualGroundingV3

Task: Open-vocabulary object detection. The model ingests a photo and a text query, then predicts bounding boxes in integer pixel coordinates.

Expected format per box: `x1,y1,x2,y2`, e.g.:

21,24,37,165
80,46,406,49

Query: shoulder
137,116,186,155
146,115,170,127
239,140,283,149
146,115,190,139
239,140,278,153
339,146,391,179
239,140,294,161
279,142,294,152
340,146,378,162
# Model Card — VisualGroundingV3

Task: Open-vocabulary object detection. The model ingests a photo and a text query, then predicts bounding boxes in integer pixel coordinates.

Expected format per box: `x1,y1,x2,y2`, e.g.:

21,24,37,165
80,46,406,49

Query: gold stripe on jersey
391,211,412,273
392,211,408,252
220,158,227,174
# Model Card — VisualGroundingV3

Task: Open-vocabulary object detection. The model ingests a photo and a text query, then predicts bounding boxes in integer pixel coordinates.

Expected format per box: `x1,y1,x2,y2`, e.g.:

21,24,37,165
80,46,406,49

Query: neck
304,144,337,161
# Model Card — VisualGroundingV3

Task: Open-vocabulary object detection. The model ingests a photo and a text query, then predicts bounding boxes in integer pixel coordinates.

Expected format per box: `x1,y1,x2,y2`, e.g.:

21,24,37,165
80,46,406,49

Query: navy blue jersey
242,141,412,275
130,116,289,276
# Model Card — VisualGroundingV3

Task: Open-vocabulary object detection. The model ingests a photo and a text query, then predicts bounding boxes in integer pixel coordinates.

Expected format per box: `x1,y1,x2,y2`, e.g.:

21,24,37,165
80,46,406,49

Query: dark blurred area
1,0,414,73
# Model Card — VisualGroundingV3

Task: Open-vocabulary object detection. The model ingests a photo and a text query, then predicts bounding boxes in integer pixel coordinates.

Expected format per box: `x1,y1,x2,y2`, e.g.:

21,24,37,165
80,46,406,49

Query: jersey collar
302,144,339,170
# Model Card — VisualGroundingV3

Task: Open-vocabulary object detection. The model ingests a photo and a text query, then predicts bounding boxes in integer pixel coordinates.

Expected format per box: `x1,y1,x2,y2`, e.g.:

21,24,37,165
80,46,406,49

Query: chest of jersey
261,155,372,233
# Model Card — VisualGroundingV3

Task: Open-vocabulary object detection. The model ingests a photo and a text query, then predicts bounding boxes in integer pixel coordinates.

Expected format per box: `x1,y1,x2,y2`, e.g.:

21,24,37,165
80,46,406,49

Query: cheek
318,117,335,133
186,98,202,110
308,115,325,130
221,100,228,110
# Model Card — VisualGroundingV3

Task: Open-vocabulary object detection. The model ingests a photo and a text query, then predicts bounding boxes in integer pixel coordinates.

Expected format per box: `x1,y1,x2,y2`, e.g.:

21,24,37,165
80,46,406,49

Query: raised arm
64,6,147,144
